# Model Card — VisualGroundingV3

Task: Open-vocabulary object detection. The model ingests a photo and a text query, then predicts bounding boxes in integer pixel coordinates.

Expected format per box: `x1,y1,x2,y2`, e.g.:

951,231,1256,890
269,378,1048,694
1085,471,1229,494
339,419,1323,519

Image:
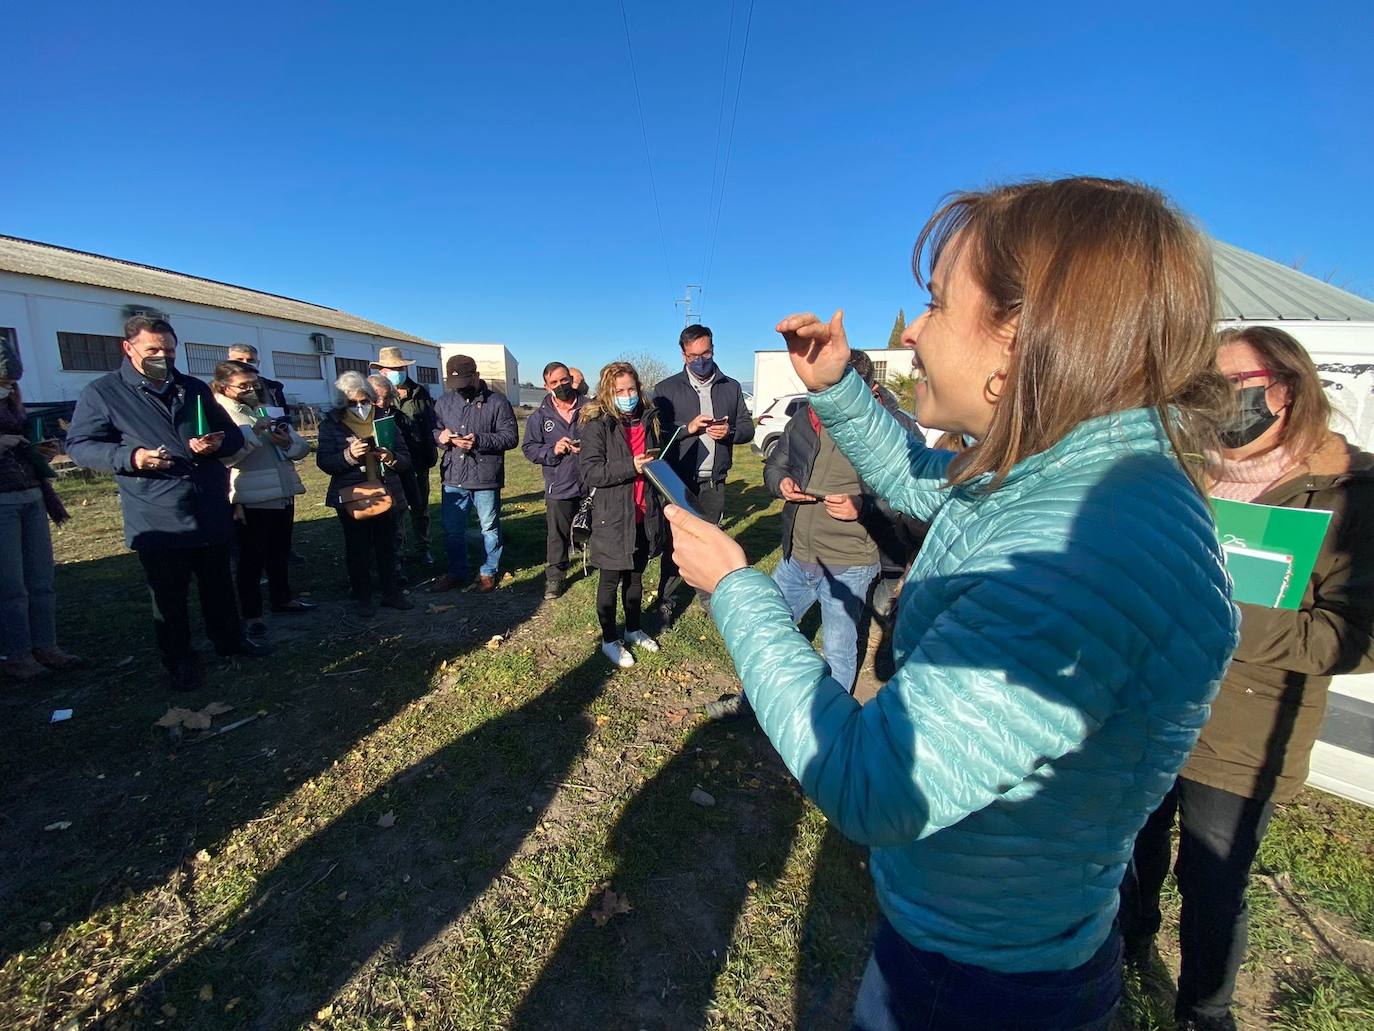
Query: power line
701,0,756,308
699,0,738,300
617,0,676,304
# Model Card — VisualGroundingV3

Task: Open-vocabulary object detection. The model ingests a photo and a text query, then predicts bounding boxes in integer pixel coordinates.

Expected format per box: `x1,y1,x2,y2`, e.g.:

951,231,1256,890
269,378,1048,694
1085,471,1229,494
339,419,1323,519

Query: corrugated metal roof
1213,240,1374,322
0,234,435,346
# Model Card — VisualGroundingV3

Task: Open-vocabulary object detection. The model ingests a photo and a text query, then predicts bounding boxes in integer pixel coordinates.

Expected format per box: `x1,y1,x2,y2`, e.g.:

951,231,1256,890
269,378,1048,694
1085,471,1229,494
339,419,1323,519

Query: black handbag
571,489,595,545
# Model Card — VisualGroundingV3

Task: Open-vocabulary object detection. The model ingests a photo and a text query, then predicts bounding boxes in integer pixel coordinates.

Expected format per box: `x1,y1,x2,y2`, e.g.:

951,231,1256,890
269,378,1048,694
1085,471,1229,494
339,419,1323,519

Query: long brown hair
913,177,1231,493
581,360,655,430
1216,325,1332,461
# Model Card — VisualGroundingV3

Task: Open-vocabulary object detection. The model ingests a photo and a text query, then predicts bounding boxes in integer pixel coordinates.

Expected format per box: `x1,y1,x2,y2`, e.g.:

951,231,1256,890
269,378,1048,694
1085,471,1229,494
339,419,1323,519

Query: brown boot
34,647,83,671
428,574,466,593
1,654,50,680
466,574,497,593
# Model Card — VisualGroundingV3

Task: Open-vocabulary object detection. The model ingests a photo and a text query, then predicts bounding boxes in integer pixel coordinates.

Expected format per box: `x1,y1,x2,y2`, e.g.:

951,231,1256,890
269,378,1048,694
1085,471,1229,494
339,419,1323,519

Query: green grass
2,429,1372,1029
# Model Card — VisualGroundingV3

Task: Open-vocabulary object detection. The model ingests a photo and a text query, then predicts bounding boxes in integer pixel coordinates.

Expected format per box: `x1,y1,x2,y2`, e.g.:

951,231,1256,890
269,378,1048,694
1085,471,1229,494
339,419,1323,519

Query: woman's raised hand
776,310,851,392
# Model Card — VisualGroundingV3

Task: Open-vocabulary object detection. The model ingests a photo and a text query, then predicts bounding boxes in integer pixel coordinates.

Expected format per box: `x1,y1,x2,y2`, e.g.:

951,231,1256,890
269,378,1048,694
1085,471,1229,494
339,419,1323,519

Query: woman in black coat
316,371,414,617
579,361,666,668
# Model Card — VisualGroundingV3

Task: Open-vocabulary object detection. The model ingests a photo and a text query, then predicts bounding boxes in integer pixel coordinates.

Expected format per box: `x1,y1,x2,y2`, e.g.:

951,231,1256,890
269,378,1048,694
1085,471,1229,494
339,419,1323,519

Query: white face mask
351,402,373,419
0,386,12,400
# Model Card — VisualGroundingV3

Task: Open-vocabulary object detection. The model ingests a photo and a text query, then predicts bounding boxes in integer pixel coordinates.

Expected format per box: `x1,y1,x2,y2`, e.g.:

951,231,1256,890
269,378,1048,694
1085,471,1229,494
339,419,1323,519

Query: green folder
1211,497,1333,610
373,414,397,450
194,395,209,435
29,415,44,443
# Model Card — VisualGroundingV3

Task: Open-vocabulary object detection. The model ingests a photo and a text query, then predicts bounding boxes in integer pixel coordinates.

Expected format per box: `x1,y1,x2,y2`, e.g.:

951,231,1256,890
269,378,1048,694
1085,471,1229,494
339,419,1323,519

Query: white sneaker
625,629,659,653
601,640,635,668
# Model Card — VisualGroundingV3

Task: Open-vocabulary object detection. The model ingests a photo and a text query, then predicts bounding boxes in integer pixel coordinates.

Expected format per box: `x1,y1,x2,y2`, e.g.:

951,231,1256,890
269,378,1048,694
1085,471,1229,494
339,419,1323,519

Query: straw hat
370,346,416,369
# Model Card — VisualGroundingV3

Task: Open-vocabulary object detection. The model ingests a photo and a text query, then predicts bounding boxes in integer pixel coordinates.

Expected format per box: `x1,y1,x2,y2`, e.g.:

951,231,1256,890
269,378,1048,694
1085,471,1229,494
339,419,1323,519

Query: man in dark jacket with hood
522,361,587,599
67,315,270,691
652,324,753,620
371,346,438,564
430,354,518,593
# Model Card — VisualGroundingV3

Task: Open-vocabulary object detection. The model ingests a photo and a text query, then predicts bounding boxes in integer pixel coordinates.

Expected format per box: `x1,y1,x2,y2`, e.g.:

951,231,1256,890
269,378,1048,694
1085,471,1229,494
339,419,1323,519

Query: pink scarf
1209,446,1298,503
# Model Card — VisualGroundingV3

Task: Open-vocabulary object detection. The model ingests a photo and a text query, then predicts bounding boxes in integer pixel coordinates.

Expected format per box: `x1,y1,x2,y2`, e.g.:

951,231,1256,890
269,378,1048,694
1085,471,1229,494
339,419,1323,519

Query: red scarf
624,421,648,523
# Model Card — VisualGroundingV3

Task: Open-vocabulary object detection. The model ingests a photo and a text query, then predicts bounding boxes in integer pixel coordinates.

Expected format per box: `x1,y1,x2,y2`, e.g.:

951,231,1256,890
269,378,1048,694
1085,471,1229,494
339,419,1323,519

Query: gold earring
984,369,1006,403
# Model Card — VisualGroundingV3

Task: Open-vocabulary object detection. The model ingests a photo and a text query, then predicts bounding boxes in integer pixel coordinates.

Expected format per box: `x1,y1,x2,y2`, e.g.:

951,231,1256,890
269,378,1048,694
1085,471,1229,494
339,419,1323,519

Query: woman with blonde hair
1122,325,1374,1030
664,177,1240,1028
579,361,666,668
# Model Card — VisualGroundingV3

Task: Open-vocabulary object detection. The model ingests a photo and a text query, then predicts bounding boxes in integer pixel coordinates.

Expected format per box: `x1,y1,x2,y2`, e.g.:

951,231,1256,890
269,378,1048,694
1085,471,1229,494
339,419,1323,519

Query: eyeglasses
1224,369,1275,388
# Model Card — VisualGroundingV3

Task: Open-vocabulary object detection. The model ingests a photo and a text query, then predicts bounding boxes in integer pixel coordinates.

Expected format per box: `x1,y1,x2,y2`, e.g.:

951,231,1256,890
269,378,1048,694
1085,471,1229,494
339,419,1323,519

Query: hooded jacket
1184,432,1374,803
433,383,518,491
522,393,587,500
578,401,666,571
214,393,309,506
66,361,245,550
710,370,1237,974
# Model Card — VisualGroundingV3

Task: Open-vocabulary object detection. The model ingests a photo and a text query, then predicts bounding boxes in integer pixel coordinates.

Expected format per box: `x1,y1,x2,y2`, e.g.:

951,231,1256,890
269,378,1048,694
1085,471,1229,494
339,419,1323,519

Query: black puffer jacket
316,410,413,510
578,403,666,571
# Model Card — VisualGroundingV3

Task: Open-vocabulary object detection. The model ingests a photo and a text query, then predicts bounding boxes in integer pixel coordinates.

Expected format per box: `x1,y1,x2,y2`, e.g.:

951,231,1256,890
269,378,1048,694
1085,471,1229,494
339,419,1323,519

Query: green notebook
1211,497,1333,610
372,414,397,450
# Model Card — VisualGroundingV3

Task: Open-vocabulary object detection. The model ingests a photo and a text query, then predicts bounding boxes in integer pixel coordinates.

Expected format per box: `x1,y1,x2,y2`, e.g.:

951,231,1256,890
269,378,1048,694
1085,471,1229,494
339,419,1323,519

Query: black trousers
598,524,650,642
545,497,580,586
1119,776,1276,1022
137,543,242,669
336,509,398,601
657,478,726,606
409,465,432,552
235,506,294,618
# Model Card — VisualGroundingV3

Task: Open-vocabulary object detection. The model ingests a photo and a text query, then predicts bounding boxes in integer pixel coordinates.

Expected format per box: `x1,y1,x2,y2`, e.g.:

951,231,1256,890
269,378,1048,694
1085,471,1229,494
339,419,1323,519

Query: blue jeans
440,486,502,579
0,493,57,656
772,555,879,694
852,919,1122,1031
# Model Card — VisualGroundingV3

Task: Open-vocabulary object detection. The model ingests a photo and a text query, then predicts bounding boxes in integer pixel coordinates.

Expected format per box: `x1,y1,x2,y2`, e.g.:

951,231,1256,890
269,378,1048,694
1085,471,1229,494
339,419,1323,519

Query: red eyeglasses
1223,369,1275,388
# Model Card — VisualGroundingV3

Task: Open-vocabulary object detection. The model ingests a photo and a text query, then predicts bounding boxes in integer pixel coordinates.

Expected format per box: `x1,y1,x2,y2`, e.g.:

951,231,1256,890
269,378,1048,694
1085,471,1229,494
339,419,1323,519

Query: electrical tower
675,284,702,326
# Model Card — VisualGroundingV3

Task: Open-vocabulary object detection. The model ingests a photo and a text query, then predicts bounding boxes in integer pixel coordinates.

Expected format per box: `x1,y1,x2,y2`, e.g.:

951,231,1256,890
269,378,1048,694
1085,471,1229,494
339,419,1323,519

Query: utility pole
675,284,702,326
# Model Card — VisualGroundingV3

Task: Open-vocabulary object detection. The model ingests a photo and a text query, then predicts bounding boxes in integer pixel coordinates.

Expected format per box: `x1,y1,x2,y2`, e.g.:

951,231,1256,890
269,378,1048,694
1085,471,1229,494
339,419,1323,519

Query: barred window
872,361,888,384
58,332,124,372
272,351,323,379
415,365,439,385
184,342,230,377
334,356,371,378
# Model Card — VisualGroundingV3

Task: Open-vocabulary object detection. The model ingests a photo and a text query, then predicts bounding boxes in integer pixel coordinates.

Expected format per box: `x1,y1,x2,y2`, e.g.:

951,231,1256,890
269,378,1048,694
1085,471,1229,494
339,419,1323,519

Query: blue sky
6,1,1371,384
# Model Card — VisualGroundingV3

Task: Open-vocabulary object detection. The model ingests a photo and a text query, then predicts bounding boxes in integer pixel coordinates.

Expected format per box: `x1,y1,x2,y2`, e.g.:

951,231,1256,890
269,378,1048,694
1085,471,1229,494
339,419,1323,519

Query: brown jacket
1183,432,1374,802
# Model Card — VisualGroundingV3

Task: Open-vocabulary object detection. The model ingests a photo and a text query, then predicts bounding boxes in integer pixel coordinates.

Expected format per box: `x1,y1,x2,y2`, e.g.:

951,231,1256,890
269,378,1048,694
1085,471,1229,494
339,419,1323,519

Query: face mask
0,386,12,400
459,385,478,400
553,384,577,402
384,369,405,386
614,394,638,414
141,355,173,381
239,389,261,408
1219,385,1282,448
351,402,373,419
687,356,715,380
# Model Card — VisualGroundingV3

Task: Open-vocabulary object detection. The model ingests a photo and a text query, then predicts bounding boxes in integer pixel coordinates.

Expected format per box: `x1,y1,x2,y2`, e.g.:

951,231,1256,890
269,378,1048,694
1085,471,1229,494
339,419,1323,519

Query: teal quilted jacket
711,370,1238,972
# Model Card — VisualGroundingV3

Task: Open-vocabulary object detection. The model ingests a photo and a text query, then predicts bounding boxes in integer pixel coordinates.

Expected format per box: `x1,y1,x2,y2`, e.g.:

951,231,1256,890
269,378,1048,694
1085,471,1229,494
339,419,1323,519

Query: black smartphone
642,458,702,517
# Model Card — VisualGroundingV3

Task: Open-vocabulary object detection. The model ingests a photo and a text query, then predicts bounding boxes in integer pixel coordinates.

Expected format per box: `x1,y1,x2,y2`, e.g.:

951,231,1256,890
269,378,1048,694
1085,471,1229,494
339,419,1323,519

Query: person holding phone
579,361,666,668
212,360,314,636
660,178,1240,1029
522,361,588,599
316,372,414,617
66,315,269,691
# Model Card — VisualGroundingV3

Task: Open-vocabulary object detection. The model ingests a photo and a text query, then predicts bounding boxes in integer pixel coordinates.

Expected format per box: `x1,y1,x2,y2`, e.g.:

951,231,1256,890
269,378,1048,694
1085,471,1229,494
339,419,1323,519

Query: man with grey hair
226,343,289,414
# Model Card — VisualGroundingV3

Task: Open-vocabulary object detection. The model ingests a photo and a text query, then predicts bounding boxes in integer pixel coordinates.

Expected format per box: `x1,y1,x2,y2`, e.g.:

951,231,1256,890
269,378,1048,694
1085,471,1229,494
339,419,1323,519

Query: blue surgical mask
384,369,405,386
614,395,638,414
687,356,715,380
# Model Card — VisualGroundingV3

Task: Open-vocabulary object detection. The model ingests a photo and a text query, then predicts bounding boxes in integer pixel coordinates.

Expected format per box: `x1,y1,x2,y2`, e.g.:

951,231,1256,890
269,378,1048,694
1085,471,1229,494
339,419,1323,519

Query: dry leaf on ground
377,811,396,828
426,604,455,615
203,701,233,716
155,707,197,728
590,887,633,927
198,984,214,1001
689,787,716,808
44,821,73,832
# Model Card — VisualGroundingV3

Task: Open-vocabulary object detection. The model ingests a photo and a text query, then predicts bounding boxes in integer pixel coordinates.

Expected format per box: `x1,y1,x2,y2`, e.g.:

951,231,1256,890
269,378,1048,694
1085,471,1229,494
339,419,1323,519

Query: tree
886,309,906,350
615,350,676,392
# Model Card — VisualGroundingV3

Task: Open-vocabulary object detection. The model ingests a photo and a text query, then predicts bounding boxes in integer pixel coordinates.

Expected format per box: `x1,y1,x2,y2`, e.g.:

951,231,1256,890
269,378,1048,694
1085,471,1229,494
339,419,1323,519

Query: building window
272,351,323,379
58,332,124,372
334,356,371,378
872,361,888,384
185,342,231,377
415,365,439,385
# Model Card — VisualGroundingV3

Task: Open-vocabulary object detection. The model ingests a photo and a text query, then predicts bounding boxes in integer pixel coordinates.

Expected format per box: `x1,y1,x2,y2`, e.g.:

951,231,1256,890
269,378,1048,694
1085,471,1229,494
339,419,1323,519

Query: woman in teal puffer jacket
664,178,1240,1030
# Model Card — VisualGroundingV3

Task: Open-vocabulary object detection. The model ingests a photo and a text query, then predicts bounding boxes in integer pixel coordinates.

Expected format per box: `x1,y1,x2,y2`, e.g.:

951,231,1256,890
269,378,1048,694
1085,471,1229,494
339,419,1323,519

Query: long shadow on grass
0,506,548,973
110,647,611,1029
512,719,806,1029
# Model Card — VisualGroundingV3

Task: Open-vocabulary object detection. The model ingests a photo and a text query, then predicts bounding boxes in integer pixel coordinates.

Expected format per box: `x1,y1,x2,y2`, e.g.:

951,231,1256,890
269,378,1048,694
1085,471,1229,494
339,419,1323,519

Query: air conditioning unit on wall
310,333,335,355
122,304,169,322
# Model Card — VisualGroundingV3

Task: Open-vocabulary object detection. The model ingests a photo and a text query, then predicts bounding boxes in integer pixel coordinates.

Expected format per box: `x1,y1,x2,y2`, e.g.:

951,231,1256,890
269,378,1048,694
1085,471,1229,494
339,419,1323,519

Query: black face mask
553,384,577,402
239,390,261,408
1219,385,1283,448
459,385,478,400
141,355,173,381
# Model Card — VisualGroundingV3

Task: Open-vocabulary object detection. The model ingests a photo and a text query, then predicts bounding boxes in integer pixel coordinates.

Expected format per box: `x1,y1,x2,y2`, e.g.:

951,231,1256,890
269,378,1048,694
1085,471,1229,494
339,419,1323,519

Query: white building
0,234,442,409
440,342,519,397
753,347,914,423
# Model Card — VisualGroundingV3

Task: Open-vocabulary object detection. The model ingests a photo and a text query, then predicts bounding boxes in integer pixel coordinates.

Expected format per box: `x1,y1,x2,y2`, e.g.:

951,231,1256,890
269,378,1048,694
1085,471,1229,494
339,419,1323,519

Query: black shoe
704,693,753,720
380,593,415,611
246,620,268,638
170,660,202,692
544,581,563,600
271,600,317,614
1123,933,1154,969
1176,1015,1237,1031
219,637,274,658
656,601,676,629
